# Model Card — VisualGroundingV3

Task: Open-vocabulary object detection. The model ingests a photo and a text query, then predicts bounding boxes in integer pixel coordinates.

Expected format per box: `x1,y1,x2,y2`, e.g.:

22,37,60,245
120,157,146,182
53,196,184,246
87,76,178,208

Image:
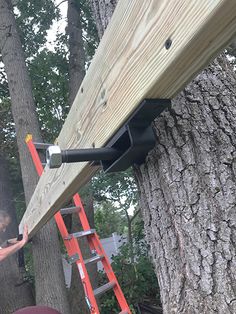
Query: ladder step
60,206,81,215
84,255,104,265
33,142,52,150
71,229,96,239
93,281,116,297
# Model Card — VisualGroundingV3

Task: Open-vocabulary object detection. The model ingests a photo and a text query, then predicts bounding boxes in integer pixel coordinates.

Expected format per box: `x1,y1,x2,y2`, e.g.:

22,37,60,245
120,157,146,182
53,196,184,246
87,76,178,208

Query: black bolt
165,38,172,50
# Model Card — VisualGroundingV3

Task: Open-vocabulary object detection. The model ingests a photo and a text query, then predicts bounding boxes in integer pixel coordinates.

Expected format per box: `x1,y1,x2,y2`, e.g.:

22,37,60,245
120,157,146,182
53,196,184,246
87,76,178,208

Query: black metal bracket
101,98,171,172
46,99,171,172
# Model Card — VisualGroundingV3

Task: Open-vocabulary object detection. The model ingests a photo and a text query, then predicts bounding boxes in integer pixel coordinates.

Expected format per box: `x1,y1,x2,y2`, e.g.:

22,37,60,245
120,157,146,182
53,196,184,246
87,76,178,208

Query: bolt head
46,146,62,168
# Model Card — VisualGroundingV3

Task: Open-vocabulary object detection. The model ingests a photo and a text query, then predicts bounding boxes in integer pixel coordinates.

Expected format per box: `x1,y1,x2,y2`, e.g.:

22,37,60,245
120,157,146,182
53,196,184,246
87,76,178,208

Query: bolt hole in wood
102,100,107,110
165,38,172,49
81,87,84,93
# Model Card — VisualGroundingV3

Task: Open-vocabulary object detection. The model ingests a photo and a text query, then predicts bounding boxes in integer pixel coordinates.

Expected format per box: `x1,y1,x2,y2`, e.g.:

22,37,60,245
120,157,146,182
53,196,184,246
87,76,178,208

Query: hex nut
46,145,62,168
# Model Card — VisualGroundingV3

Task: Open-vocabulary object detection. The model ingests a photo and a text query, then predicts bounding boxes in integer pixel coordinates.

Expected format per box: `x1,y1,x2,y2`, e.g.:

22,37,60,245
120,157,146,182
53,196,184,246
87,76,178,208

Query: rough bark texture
0,1,70,313
0,154,34,313
90,2,236,313
89,0,118,40
67,0,85,107
135,56,236,314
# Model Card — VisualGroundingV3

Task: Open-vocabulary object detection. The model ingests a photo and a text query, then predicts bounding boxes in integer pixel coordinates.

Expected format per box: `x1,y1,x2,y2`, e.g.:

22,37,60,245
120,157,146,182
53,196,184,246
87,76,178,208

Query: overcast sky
47,0,68,50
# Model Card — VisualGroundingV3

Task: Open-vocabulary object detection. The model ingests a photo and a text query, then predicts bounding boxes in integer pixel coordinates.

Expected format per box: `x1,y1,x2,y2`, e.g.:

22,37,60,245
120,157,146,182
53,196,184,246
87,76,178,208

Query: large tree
0,0,70,312
89,1,236,313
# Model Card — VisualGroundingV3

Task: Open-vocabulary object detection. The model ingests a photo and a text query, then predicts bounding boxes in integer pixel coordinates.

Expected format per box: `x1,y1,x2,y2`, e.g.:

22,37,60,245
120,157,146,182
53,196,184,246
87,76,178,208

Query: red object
13,306,61,314
25,135,131,314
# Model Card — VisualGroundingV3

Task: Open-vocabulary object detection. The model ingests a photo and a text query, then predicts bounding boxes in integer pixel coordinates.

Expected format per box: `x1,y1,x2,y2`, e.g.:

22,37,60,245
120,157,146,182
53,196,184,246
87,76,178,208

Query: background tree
0,0,70,312
0,33,34,313
89,1,236,313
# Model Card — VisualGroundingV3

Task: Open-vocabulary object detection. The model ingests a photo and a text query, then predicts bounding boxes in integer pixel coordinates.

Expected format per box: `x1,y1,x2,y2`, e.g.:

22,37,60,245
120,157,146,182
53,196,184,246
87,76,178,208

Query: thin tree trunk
90,2,236,313
67,2,97,312
0,1,70,313
68,0,85,107
124,209,134,264
0,154,34,313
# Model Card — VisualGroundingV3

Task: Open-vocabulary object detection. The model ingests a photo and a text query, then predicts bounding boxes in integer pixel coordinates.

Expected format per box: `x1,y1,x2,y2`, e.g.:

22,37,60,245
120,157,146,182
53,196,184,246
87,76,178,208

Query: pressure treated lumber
20,0,236,236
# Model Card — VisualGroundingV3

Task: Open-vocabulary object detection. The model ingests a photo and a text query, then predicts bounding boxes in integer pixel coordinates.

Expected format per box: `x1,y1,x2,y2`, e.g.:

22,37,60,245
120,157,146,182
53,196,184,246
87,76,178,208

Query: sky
47,0,68,50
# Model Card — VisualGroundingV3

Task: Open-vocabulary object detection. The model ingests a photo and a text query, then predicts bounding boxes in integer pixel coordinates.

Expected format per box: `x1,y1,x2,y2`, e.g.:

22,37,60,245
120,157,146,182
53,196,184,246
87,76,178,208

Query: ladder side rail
73,194,91,231
54,212,100,314
91,233,131,313
26,135,44,176
73,193,130,313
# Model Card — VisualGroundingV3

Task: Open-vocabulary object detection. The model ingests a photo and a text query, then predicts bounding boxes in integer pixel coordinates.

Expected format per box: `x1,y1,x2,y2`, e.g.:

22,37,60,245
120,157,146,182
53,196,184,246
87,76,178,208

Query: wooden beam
20,0,236,236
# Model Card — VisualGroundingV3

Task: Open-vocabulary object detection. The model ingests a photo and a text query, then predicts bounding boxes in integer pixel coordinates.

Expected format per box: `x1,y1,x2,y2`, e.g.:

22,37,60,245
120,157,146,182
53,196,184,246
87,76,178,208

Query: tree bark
0,154,34,313
67,0,85,107
89,2,236,313
89,0,118,40
0,1,70,313
135,56,236,314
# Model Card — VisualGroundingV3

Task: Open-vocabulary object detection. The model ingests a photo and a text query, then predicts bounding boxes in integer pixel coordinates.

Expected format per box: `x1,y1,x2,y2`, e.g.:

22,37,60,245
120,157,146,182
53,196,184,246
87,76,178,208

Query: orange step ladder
25,134,131,314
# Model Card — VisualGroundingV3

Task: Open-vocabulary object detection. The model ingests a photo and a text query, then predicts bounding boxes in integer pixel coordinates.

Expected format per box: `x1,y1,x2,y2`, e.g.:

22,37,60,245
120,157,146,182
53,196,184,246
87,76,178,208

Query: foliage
70,0,99,65
92,169,138,206
94,201,126,238
15,0,60,59
98,215,161,313
30,46,69,142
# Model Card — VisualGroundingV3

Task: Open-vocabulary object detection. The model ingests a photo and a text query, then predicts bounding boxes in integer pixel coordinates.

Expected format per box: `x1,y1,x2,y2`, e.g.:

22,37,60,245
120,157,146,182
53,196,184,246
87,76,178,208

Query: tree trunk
89,2,236,313
0,1,70,313
135,56,236,314
124,209,134,263
67,0,85,107
89,0,118,40
0,154,34,313
67,2,97,312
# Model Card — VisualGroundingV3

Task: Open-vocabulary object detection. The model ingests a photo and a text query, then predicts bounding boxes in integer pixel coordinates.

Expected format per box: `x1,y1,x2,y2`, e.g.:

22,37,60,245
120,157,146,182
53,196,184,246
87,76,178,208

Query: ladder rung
71,229,95,239
84,255,104,265
60,206,81,215
93,281,116,297
33,142,52,150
